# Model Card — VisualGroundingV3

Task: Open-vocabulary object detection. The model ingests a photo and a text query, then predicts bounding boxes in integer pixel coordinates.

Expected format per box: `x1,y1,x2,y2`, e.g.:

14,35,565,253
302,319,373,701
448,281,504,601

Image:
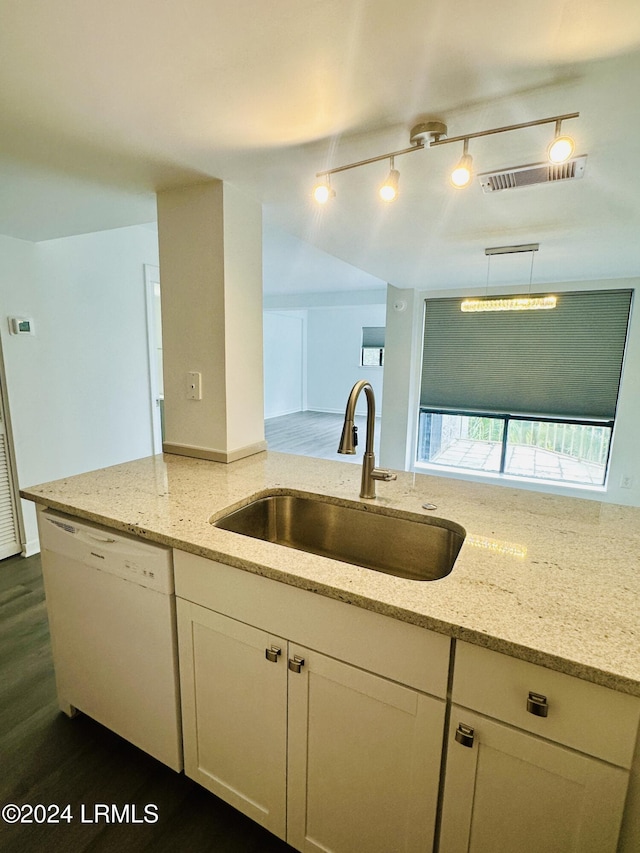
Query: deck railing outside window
416,410,612,486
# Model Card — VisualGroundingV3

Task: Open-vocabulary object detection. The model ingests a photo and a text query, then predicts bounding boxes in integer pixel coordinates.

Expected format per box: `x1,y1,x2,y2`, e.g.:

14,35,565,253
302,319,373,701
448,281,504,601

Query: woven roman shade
420,290,632,420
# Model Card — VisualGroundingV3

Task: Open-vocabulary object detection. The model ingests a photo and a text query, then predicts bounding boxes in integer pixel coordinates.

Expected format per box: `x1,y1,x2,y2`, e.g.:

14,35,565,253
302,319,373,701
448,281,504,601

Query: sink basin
213,491,465,581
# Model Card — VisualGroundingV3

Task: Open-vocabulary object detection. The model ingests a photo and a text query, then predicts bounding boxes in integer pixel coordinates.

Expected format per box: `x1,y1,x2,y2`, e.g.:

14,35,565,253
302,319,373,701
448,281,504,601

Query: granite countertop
21,451,640,697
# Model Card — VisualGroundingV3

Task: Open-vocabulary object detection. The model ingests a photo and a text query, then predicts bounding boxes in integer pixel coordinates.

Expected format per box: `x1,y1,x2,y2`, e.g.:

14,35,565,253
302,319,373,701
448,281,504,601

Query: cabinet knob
527,691,549,717
265,646,281,663
455,723,475,748
288,655,305,674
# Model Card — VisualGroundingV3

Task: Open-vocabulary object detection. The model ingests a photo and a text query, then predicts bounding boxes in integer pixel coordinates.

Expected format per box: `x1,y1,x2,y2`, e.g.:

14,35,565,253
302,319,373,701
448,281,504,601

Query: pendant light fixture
460,244,557,312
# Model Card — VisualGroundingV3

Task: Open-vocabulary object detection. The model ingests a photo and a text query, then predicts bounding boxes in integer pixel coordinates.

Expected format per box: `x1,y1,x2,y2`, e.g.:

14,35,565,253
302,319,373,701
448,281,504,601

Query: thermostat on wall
8,317,35,335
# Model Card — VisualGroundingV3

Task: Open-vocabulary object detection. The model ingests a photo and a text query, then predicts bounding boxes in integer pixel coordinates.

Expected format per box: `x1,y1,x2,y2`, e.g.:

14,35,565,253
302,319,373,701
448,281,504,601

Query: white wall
0,225,159,552
306,304,386,416
381,277,640,507
264,311,306,419
379,286,422,470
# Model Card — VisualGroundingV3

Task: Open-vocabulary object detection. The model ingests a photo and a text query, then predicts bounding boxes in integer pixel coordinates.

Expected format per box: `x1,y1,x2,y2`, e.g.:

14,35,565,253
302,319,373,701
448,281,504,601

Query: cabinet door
439,708,629,853
287,645,445,853
177,599,288,839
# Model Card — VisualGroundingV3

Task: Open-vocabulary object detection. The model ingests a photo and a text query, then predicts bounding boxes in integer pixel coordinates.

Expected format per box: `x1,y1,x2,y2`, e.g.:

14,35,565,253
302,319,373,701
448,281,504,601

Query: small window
361,326,385,367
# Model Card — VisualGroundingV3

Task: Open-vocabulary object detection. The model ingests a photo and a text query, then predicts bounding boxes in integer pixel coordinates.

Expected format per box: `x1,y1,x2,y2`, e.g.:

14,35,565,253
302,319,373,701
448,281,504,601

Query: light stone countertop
20,451,640,696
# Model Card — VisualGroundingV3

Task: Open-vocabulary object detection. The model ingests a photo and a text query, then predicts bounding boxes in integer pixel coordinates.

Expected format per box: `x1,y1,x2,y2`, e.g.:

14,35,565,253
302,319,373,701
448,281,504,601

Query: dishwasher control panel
40,508,174,594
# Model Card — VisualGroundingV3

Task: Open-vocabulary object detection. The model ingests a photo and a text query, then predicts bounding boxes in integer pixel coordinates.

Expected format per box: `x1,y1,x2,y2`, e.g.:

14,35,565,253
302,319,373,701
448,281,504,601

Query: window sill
413,461,607,498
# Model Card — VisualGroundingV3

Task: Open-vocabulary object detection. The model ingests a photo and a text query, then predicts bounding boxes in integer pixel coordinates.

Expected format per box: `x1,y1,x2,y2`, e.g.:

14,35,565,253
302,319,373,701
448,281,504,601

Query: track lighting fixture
547,119,575,164
450,139,473,189
313,112,579,202
379,157,400,201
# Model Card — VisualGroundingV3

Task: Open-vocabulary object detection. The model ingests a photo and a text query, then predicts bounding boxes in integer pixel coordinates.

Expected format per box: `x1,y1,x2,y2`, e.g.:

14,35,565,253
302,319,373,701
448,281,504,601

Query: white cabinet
286,643,444,852
177,601,288,837
175,551,449,853
439,642,640,853
174,551,640,853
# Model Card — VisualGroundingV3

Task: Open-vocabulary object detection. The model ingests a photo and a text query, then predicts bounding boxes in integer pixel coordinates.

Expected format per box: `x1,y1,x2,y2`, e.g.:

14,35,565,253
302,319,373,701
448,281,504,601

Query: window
361,326,385,367
417,289,632,487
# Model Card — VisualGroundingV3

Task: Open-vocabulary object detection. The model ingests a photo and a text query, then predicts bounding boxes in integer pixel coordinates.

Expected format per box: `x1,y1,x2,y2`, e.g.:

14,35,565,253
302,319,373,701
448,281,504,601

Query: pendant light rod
314,111,579,187
430,112,579,148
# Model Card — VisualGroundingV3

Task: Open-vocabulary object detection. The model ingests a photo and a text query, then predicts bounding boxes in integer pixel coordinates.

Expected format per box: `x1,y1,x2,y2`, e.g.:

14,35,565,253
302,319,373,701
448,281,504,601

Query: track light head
547,135,575,164
313,180,335,204
547,119,575,164
379,159,400,202
451,140,473,188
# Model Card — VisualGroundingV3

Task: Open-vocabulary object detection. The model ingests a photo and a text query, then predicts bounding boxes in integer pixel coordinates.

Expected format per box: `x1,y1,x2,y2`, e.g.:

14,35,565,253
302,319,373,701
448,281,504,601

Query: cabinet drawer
174,550,450,697
452,642,640,768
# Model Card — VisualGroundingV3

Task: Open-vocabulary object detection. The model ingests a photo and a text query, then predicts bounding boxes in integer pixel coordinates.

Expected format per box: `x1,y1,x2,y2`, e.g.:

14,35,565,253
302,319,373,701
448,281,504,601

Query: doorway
144,264,164,454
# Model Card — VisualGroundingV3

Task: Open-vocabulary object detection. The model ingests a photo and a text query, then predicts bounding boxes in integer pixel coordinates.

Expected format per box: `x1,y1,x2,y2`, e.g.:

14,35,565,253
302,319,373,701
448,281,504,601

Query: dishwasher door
38,508,182,772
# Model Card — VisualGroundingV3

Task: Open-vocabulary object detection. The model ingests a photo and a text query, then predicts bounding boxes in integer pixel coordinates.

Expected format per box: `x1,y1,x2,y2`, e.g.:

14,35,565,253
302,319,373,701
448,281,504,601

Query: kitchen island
20,450,640,852
21,449,640,695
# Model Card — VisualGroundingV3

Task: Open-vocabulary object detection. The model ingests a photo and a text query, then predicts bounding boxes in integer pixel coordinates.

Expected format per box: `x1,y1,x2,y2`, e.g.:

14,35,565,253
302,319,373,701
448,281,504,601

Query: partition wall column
157,180,265,462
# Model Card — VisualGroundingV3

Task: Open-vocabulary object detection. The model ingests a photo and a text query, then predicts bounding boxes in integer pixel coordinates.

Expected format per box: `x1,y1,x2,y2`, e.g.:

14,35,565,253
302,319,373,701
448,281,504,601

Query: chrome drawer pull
288,655,305,674
527,691,549,717
265,646,281,663
455,723,475,748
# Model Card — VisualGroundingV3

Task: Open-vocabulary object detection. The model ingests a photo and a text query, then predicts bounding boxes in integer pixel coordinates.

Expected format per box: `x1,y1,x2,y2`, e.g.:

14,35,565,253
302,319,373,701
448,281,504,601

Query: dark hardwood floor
265,410,381,462
0,552,295,853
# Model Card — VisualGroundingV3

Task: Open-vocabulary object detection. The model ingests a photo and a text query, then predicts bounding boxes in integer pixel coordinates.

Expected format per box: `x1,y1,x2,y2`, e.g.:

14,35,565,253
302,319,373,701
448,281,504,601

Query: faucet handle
352,425,358,447
372,468,397,482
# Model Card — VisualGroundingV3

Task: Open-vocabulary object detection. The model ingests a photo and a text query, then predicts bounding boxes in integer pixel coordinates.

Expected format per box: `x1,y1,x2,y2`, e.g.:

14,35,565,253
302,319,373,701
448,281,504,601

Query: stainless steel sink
213,491,465,581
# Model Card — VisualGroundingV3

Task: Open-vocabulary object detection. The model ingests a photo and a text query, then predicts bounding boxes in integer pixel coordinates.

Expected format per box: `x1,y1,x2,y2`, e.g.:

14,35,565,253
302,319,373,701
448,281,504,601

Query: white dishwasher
37,506,182,771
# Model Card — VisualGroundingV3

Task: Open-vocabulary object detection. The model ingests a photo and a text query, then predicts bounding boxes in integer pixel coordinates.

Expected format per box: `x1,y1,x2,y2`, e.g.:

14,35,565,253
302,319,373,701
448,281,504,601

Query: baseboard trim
163,440,267,464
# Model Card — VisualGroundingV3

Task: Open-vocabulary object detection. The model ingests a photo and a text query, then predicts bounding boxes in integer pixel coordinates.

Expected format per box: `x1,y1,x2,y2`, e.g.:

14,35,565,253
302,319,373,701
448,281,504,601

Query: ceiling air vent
478,155,587,193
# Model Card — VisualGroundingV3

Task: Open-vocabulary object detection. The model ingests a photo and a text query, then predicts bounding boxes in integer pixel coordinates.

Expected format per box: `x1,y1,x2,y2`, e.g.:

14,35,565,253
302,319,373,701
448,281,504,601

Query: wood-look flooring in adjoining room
0,552,295,853
265,410,381,462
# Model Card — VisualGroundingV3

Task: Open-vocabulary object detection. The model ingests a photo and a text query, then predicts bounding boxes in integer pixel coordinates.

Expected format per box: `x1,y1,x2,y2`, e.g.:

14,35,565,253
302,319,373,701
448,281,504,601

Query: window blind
420,289,632,420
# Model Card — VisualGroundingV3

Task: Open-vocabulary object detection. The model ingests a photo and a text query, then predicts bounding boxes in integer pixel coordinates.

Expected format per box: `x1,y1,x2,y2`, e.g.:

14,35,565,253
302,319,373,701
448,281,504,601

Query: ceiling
2,0,640,292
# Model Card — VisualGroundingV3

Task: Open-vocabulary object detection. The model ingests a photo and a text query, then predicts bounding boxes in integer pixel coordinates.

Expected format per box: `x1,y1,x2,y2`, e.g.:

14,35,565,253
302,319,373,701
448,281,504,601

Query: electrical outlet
187,371,202,400
620,474,634,489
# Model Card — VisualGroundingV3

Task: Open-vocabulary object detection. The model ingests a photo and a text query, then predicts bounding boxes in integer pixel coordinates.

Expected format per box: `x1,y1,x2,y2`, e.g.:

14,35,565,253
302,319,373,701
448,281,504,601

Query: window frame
416,407,614,487
361,326,385,367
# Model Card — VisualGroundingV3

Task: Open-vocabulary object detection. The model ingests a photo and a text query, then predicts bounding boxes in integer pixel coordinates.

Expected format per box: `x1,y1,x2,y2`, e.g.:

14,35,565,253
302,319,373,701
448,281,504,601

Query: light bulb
547,135,575,164
451,153,473,189
379,168,400,202
313,181,334,204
